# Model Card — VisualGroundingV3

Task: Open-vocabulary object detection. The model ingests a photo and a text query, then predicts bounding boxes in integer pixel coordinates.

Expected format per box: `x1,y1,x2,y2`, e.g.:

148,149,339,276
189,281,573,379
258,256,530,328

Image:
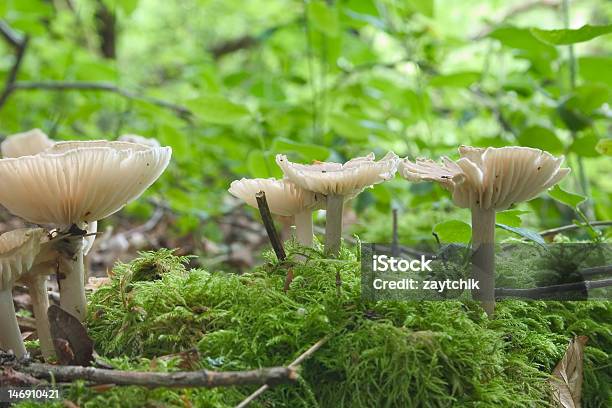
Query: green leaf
517,126,564,153
429,72,480,88
496,210,530,228
407,0,434,18
433,220,472,244
246,150,281,178
496,224,546,247
569,131,600,158
548,185,586,209
579,56,612,88
595,139,612,156
530,24,612,45
308,1,339,37
271,138,329,162
186,95,250,125
329,113,369,140
489,26,557,58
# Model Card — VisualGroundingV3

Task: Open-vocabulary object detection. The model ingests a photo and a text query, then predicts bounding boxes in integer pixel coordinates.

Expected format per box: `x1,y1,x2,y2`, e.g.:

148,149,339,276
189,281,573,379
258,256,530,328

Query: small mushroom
277,152,399,256
229,178,324,246
1,129,54,158
0,228,45,358
400,146,570,315
0,139,172,320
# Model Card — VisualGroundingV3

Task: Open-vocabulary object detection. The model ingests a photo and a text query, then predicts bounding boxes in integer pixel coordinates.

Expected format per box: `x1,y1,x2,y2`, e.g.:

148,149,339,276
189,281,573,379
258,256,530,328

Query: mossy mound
23,247,611,407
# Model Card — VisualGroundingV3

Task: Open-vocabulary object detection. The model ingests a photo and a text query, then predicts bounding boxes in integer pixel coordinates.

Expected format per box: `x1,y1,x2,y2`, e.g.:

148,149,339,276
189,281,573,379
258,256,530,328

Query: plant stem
325,194,344,257
58,238,87,321
471,207,496,316
0,289,26,357
25,273,54,359
294,210,313,247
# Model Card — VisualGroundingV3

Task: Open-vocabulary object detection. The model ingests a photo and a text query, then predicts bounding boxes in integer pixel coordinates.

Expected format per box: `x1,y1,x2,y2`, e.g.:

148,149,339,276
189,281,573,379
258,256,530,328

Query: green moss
22,247,611,407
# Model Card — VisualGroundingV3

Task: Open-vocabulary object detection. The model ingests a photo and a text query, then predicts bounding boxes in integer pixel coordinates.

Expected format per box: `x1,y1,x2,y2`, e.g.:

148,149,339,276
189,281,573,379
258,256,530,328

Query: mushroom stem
294,210,313,247
471,206,496,316
0,289,26,358
26,273,54,359
325,194,344,257
58,238,87,321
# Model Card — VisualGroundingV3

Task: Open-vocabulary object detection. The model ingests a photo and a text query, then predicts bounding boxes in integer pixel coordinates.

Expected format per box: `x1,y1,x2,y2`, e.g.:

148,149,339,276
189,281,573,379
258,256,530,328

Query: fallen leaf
48,305,94,366
549,336,588,408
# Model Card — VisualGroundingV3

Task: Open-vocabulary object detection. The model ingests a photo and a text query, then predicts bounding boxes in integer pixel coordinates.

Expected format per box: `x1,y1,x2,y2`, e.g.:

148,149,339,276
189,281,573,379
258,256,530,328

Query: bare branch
255,191,286,261
0,20,22,48
3,361,297,389
495,278,612,300
0,34,29,109
5,81,192,119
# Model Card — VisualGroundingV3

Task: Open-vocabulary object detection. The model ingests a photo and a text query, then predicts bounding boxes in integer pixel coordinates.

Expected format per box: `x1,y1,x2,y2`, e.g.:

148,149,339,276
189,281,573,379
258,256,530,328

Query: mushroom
1,129,54,158
276,152,399,256
229,178,324,246
0,140,172,320
400,146,570,315
0,228,45,358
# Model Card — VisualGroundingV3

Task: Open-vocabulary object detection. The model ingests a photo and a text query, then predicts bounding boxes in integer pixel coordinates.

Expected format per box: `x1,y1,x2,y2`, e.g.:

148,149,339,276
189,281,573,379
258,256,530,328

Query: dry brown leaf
548,335,588,408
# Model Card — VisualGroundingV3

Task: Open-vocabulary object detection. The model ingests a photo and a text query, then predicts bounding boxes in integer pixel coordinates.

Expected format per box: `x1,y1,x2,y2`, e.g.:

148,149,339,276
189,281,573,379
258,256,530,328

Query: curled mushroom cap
0,140,172,226
400,146,570,211
0,228,45,290
1,129,54,158
229,178,324,216
119,134,161,147
276,152,399,197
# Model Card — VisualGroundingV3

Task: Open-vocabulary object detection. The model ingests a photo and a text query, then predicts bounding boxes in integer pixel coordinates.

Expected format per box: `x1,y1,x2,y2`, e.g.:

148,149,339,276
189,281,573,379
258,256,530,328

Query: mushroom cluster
0,130,171,358
400,146,570,315
229,146,569,316
229,152,399,256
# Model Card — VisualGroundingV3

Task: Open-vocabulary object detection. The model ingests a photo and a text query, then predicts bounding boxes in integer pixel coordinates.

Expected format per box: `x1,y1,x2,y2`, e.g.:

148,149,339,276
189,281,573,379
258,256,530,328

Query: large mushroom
0,228,45,358
400,146,570,315
0,140,172,320
276,152,399,256
229,178,324,246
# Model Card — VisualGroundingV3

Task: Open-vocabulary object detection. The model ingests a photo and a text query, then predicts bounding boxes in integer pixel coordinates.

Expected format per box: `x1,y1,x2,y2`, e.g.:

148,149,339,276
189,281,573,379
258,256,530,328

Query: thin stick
495,278,612,299
580,265,612,278
255,191,286,261
391,208,399,257
0,35,29,109
9,363,296,388
539,220,612,237
236,335,331,408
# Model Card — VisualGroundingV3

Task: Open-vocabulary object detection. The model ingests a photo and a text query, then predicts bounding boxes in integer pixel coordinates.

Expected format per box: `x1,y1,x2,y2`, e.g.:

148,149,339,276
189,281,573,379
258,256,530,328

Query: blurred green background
1,0,610,262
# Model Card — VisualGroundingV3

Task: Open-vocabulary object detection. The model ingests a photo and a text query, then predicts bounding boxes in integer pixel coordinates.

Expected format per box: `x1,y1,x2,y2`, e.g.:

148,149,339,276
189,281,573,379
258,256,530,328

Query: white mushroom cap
1,129,54,158
0,140,172,226
119,134,161,147
229,178,324,216
400,146,570,211
0,228,45,290
276,152,399,197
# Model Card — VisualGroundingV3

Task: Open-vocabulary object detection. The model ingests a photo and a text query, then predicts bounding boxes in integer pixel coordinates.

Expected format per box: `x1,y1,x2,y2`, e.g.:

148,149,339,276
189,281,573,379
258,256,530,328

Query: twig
580,265,612,279
0,33,29,109
539,220,612,237
495,278,612,299
4,81,191,119
236,335,331,408
255,191,286,261
0,20,23,48
7,362,296,389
